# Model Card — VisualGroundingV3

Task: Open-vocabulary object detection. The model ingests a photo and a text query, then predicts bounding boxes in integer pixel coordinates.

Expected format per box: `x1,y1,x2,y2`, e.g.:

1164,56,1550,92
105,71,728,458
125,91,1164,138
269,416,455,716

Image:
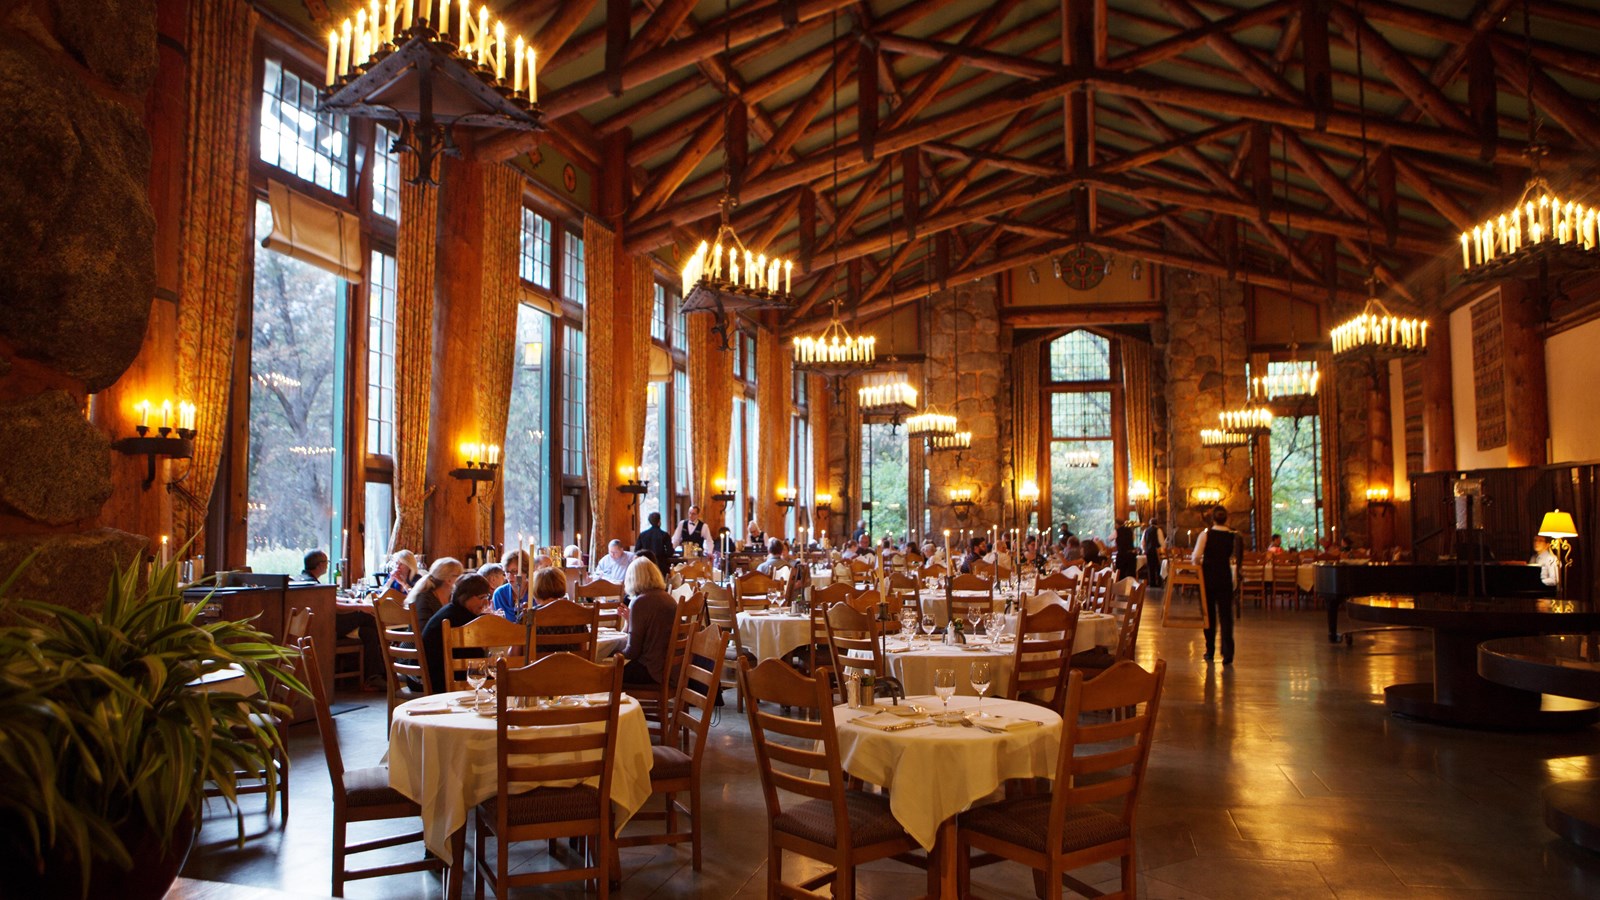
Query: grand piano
1315,562,1551,642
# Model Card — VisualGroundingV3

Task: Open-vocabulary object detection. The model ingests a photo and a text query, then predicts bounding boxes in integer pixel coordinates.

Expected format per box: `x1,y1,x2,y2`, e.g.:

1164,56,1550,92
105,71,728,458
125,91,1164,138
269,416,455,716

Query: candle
340,20,352,78
342,527,350,558
160,534,170,566
137,399,150,428
478,6,489,64
784,260,792,294
459,0,469,49
494,21,506,78
403,0,414,30
514,37,524,93
326,29,339,85
438,0,448,32
161,399,172,429
529,50,536,102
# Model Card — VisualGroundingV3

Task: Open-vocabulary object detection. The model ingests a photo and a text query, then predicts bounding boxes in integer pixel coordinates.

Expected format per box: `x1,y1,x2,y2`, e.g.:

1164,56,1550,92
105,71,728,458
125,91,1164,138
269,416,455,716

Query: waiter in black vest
1190,506,1242,665
671,504,710,555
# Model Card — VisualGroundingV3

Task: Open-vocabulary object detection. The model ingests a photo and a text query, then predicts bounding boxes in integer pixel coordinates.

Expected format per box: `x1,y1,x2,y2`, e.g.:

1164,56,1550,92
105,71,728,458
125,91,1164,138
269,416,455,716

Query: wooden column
1420,311,1456,472
1367,366,1396,553
599,131,640,543
1501,281,1549,467
425,157,487,560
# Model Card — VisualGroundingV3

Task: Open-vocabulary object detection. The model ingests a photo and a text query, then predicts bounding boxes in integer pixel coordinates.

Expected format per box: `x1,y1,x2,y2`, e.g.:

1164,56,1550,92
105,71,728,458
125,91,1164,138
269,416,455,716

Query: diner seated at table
755,537,789,576
1531,536,1560,587
745,518,765,550
959,536,990,573
563,544,583,568
478,562,507,593
620,557,677,686
296,549,386,690
407,557,464,628
490,550,542,622
383,548,421,594
1081,539,1104,569
1065,535,1084,561
593,539,635,583
420,573,493,694
984,536,1013,570
527,566,593,654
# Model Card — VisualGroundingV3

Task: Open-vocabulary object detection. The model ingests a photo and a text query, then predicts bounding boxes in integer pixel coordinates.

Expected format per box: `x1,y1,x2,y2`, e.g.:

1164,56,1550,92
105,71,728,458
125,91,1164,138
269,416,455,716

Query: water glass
921,614,936,640
466,659,488,707
983,611,1004,639
970,661,992,717
933,668,958,723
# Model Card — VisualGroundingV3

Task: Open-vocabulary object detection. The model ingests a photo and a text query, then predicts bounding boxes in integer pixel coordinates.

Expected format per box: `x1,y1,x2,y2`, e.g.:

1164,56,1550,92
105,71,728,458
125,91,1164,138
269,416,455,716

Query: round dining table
736,610,812,662
833,695,1062,897
1478,634,1600,852
1346,593,1600,729
388,690,655,878
876,616,1118,697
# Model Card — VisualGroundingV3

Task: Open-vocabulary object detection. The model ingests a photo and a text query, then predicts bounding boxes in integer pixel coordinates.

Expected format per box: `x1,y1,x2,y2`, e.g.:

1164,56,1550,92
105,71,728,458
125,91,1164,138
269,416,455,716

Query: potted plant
0,554,303,899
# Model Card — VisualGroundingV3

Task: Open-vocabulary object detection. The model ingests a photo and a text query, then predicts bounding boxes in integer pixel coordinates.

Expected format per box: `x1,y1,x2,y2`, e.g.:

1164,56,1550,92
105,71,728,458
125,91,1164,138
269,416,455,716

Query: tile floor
183,606,1600,898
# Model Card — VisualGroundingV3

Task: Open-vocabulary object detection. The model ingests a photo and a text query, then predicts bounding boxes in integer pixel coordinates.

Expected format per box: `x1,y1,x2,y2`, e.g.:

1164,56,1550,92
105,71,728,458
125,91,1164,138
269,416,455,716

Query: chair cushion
344,766,414,808
772,790,908,848
478,785,601,826
651,744,693,781
1069,648,1116,670
961,796,1129,854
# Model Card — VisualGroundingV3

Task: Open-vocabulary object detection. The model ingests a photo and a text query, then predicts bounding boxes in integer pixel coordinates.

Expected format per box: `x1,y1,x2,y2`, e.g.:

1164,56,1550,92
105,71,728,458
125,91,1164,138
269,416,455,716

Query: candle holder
616,477,649,514
449,460,499,501
113,425,196,491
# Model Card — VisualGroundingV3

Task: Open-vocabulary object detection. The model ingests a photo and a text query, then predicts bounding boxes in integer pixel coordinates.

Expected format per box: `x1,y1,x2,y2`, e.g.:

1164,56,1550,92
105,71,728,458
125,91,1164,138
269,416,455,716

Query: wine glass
983,611,1004,640
933,668,958,723
965,605,985,638
466,659,488,708
970,661,992,717
899,608,918,642
921,614,936,641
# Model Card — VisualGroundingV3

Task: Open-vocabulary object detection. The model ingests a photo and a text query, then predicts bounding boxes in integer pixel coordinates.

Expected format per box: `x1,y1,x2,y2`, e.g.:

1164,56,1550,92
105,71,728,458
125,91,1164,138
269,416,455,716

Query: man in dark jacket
634,510,673,574
1142,517,1165,587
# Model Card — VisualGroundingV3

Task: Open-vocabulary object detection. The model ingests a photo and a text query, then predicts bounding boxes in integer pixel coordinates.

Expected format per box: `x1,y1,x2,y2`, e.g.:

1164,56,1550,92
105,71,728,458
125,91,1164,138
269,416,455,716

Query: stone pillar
0,0,161,606
1366,366,1396,553
1421,315,1456,472
1334,363,1371,548
920,278,1006,544
1501,281,1549,467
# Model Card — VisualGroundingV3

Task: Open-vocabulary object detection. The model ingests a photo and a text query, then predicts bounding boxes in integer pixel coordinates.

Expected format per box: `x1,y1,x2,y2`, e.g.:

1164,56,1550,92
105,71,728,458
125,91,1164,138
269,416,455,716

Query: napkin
972,714,1041,732
851,711,928,731
405,705,455,716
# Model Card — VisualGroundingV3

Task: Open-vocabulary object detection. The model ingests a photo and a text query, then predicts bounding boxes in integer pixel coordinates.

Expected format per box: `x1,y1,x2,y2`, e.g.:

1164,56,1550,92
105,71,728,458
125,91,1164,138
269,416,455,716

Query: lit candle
478,6,489,64
528,50,536,103
403,0,414,30
160,534,170,566
494,21,506,78
326,29,339,85
784,260,792,294
513,36,524,93
459,0,470,50
137,399,150,428
161,399,172,429
438,0,448,32
340,20,352,77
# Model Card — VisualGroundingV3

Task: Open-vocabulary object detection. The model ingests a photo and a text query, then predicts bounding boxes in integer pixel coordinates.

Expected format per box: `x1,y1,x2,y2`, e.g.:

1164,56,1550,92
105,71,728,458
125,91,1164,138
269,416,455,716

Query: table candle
160,535,170,566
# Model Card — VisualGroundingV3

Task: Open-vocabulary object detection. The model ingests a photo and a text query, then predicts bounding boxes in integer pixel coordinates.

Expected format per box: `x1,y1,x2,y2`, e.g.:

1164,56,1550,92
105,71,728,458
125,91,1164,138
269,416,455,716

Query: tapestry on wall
1470,294,1506,452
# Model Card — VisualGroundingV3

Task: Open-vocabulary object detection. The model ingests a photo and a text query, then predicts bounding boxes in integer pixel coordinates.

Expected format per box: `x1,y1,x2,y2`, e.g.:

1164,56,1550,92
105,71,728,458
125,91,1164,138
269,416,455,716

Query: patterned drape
390,154,439,553
1122,338,1154,510
688,316,734,513
1316,348,1341,543
755,328,791,537
811,371,830,508
627,257,653,492
174,0,255,548
1249,350,1272,550
1011,337,1041,528
583,217,618,561
475,165,523,545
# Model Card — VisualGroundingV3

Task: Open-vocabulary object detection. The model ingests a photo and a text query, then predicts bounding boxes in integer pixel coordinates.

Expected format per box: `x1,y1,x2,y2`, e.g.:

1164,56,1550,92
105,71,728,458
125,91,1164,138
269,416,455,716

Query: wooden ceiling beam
873,32,1060,80
1108,0,1296,73
1362,0,1600,82
1326,4,1475,135
921,142,1065,178
1491,40,1600,150
541,0,621,70
883,0,1027,131
627,0,702,64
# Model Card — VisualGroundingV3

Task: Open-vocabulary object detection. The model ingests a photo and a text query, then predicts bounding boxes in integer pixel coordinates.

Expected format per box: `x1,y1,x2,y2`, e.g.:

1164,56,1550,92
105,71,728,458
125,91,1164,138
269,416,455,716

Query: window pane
1050,391,1111,439
1049,439,1114,543
247,200,344,573
727,399,744,534
1048,330,1110,382
371,124,400,219
1269,414,1321,549
641,382,663,528
563,231,586,306
652,284,666,343
563,325,587,477
673,369,689,492
861,422,908,541
520,208,552,289
505,306,551,544
367,250,397,457
259,57,349,195
746,398,758,530
672,304,687,352
746,334,758,386
363,481,392,583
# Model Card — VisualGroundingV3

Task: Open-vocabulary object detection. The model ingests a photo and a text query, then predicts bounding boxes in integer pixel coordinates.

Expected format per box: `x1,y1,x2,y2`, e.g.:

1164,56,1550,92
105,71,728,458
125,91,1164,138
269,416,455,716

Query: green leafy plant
0,552,303,890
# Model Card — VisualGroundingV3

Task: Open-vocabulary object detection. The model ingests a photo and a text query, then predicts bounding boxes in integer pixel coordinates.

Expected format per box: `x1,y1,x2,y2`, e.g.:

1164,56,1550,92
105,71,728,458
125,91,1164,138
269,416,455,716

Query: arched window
1042,331,1121,542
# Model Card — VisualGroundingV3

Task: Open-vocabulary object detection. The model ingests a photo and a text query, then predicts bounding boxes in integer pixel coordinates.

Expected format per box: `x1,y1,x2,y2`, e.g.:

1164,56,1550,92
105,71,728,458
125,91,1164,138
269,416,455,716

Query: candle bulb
326,29,339,85
161,400,172,429
137,399,150,428
513,37,523,93
160,534,170,566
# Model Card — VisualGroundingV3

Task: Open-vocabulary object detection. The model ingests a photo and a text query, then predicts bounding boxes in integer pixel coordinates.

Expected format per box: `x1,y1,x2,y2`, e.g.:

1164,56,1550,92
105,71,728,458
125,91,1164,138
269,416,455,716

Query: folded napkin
972,714,1041,732
851,711,929,731
405,705,455,716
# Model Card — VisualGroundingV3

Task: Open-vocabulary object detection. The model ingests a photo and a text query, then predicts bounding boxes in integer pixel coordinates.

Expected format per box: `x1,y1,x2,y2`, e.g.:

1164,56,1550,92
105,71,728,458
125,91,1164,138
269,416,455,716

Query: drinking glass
466,659,488,708
899,609,918,641
966,605,984,637
970,661,992,717
983,611,1004,640
921,614,936,640
933,668,958,723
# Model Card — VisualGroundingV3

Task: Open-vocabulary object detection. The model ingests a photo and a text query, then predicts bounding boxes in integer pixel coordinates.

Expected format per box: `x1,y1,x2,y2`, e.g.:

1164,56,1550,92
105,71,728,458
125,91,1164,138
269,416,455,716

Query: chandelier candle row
859,381,917,409
949,487,975,503
906,411,957,436
682,241,793,299
1218,407,1273,434
794,332,875,366
927,431,972,451
325,1,537,102
1461,190,1597,269
1251,365,1320,401
1330,301,1428,356
1060,449,1101,468
1200,428,1250,449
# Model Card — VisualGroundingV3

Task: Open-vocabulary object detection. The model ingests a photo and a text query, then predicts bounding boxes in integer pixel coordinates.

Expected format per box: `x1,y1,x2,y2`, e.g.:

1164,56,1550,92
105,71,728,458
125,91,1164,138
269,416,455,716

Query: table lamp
1538,509,1578,598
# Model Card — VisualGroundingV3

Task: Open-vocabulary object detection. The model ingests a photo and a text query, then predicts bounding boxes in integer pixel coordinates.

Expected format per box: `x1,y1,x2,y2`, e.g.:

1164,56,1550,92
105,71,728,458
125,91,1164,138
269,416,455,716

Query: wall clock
1061,246,1106,291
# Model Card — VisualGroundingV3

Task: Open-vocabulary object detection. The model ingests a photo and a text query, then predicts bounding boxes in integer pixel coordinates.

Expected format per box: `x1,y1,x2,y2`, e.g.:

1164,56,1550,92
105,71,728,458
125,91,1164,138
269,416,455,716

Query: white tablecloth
833,696,1061,850
389,691,654,859
1260,561,1315,593
874,613,1116,697
596,628,628,658
736,611,812,662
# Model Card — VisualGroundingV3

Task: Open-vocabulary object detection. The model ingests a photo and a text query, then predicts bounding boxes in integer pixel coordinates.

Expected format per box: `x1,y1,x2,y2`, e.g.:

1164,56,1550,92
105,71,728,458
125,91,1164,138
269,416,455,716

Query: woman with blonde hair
620,556,675,685
407,557,464,628
384,549,420,594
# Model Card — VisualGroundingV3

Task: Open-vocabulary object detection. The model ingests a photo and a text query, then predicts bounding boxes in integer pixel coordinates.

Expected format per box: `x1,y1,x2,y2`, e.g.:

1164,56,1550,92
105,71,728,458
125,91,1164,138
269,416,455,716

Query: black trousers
1202,573,1235,662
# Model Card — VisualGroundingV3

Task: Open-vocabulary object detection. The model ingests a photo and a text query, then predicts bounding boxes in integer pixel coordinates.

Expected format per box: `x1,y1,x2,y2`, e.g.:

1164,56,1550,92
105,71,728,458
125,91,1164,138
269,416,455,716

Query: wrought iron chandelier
1200,428,1250,450
906,410,957,438
1059,449,1101,468
926,430,973,454
1218,406,1273,437
793,300,876,379
320,1,542,186
858,369,918,429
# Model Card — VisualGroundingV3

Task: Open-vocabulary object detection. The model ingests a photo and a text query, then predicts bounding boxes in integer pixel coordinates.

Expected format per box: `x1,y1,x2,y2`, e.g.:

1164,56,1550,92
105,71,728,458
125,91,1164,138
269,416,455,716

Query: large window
246,200,346,574
562,230,586,306
673,369,689,493
258,57,349,195
1045,331,1116,542
862,423,909,541
366,250,396,458
727,399,747,533
562,325,587,477
641,381,665,528
505,306,552,545
371,124,400,219
521,208,552,289
651,284,666,342
1262,361,1323,549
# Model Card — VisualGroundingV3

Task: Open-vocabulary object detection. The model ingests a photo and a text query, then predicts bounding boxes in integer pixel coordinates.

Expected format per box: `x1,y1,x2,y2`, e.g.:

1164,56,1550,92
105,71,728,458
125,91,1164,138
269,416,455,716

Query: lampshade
1539,509,1578,539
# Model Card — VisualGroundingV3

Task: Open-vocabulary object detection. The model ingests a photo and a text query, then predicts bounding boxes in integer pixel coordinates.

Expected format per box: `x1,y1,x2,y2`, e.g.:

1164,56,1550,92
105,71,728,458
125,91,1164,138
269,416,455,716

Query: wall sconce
814,492,834,512
1187,486,1223,507
1365,486,1392,503
1018,480,1040,506
712,477,737,504
449,441,500,501
616,464,648,513
950,486,975,520
774,485,797,509
113,398,197,490
1129,479,1152,504
1539,508,1578,598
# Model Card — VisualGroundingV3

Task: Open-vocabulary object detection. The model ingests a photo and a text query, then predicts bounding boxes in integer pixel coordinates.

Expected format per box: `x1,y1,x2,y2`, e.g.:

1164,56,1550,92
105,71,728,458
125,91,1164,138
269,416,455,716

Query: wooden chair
574,578,626,629
847,557,876,587
472,654,625,899
824,603,890,704
1086,567,1116,613
735,571,784,611
616,626,728,868
917,561,947,580
209,605,310,821
1162,561,1208,629
1009,602,1081,715
811,581,859,608
1035,571,1077,593
439,614,528,692
1074,581,1149,681
332,616,367,691
739,659,922,899
703,589,746,710
1240,552,1269,609
675,558,713,581
844,588,885,616
970,560,1004,582
299,636,442,896
623,611,696,744
371,595,430,721
878,573,920,620
530,598,600,659
947,573,996,626
958,661,1168,900
1271,559,1302,609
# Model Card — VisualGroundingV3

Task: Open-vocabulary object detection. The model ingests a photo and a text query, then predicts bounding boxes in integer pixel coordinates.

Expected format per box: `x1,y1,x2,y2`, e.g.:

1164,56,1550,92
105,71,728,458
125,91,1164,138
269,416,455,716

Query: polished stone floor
184,606,1600,898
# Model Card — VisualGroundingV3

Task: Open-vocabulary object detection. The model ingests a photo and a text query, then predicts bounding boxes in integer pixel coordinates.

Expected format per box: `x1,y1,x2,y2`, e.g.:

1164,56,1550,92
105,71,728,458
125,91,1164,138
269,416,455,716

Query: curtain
755,327,791,538
475,165,522,545
1011,337,1042,527
628,258,653,484
174,0,255,550
810,371,830,516
688,316,734,514
390,154,439,553
1249,350,1272,550
583,217,618,562
1316,348,1341,544
1122,338,1154,516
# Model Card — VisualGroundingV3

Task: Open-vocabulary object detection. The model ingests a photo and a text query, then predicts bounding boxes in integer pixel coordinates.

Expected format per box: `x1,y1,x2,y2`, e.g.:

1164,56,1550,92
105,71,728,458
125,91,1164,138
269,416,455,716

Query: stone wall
0,0,159,608
1153,271,1256,548
924,279,1009,537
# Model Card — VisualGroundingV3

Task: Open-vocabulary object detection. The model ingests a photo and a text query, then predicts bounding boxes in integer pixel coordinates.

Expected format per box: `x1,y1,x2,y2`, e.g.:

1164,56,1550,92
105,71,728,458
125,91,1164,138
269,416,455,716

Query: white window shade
648,345,671,383
262,179,363,281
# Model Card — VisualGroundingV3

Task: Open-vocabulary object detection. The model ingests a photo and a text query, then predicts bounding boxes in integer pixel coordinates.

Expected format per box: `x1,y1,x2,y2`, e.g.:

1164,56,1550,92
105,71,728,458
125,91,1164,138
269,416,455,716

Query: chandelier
926,430,972,453
1461,179,1599,280
1330,295,1428,360
906,411,957,437
1200,428,1250,449
858,369,918,429
1059,449,1100,468
1251,360,1319,404
793,300,875,379
320,1,542,186
1218,406,1273,436
681,225,796,338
